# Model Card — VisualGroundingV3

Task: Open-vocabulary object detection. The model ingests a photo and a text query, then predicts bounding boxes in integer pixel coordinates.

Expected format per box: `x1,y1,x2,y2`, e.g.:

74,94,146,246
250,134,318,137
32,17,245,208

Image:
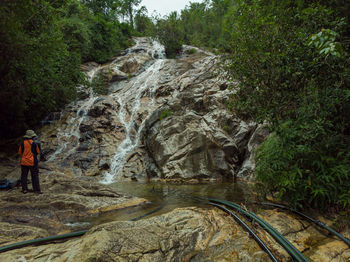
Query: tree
0,0,134,138
120,0,141,28
222,0,350,209
156,12,184,58
0,0,81,138
134,6,155,36
81,0,121,19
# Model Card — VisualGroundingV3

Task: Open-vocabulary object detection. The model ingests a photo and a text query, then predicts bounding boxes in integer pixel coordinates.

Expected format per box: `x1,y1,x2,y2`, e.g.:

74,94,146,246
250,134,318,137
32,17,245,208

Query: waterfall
46,37,166,182
101,41,165,184
47,65,101,162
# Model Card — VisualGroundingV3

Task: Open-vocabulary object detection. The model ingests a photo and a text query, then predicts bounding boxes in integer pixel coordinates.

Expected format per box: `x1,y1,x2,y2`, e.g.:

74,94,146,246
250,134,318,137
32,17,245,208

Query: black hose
0,230,87,253
254,202,350,247
130,203,166,221
0,203,166,253
209,198,309,262
210,202,279,262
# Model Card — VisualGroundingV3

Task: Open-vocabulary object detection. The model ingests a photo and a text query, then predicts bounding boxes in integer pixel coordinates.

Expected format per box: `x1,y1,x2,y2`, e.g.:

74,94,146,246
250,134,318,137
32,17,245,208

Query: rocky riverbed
0,38,349,261
1,205,349,261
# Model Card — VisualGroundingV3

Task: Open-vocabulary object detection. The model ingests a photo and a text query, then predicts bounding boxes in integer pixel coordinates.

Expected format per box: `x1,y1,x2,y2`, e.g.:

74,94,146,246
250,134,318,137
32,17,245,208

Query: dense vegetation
222,0,350,211
155,0,350,211
0,0,139,138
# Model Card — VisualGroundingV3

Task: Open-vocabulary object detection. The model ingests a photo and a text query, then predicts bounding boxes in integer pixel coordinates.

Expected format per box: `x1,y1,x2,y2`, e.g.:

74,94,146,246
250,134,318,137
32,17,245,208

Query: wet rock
81,62,99,72
40,148,55,161
76,142,90,152
41,112,61,125
79,122,93,133
88,104,106,117
106,52,152,83
0,222,49,246
74,155,95,170
0,174,147,238
237,124,269,179
219,82,228,90
98,159,110,170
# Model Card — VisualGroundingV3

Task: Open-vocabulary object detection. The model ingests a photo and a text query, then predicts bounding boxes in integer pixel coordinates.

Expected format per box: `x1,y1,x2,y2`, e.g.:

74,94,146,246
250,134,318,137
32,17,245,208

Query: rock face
34,37,268,182
0,173,146,237
1,207,349,262
138,50,267,181
0,208,270,262
144,111,238,179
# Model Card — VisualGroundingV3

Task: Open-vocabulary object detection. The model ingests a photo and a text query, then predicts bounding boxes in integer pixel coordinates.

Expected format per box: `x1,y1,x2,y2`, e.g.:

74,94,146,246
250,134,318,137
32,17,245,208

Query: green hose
255,202,350,247
130,202,166,221
0,203,166,254
209,198,309,262
0,230,87,253
210,202,279,262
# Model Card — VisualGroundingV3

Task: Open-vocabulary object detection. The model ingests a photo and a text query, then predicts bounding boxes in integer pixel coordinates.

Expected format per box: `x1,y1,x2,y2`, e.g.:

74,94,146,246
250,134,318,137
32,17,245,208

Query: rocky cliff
36,38,268,183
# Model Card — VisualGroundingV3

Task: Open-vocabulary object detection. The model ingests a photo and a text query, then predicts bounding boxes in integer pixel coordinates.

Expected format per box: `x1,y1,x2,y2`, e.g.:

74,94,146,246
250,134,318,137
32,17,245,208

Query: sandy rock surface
0,173,146,240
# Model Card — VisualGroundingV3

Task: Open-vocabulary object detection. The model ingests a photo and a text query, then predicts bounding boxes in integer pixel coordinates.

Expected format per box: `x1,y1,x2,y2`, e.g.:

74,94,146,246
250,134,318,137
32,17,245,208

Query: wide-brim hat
24,130,37,138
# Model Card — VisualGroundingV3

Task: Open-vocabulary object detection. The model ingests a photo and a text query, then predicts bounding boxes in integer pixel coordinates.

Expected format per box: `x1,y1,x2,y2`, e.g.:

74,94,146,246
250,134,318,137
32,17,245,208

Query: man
18,130,42,194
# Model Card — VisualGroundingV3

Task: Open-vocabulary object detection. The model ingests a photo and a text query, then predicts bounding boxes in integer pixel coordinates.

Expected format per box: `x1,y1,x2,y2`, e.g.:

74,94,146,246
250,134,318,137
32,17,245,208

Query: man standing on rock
18,130,42,194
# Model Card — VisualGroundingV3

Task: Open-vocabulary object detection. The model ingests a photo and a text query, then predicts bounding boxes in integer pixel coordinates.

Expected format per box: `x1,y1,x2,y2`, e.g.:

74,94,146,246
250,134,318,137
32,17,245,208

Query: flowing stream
47,38,166,183
47,65,101,162
67,180,251,228
101,59,165,183
101,40,166,183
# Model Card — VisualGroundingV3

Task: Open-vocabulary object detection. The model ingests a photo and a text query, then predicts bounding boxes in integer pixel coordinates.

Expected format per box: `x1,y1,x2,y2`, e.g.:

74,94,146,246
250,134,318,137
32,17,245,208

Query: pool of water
72,181,254,229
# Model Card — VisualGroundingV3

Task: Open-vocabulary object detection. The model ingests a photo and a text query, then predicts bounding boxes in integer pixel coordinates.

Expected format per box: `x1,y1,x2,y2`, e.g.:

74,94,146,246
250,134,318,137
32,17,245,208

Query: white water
47,66,101,162
101,40,165,184
101,60,165,184
47,38,166,183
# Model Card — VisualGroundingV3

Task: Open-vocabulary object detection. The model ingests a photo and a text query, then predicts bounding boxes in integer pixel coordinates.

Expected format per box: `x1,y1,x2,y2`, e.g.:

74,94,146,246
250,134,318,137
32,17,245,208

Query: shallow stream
68,181,253,229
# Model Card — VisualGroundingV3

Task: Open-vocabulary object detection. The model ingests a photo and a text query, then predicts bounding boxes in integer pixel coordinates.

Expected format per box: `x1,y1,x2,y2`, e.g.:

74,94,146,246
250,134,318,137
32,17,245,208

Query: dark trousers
21,165,40,192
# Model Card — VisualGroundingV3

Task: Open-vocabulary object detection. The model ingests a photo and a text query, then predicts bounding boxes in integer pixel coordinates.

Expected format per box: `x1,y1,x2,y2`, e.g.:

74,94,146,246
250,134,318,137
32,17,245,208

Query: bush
187,48,197,55
156,12,184,58
160,109,173,120
222,0,350,210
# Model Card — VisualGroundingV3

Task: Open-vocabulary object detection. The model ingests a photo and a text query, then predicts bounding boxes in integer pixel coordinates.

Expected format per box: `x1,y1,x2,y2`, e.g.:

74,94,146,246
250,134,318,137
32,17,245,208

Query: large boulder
237,124,270,180
106,53,152,83
144,111,238,179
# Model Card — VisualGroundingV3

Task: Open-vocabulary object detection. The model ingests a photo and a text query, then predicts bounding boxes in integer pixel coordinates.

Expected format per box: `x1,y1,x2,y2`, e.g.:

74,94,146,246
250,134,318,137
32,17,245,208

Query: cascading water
101,40,166,184
47,66,101,162
46,37,166,180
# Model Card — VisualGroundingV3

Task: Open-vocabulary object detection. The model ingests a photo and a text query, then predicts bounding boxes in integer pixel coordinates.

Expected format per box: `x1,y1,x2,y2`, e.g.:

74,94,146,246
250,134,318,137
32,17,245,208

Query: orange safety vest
18,139,41,166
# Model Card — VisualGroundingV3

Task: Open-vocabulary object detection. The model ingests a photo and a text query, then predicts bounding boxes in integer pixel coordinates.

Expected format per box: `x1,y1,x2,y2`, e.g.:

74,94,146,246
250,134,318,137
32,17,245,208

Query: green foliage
91,72,107,95
156,12,184,58
180,0,235,48
160,109,173,120
134,7,156,36
222,0,350,210
0,0,81,138
87,15,130,63
308,29,343,58
187,48,197,55
223,125,229,133
0,0,134,138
